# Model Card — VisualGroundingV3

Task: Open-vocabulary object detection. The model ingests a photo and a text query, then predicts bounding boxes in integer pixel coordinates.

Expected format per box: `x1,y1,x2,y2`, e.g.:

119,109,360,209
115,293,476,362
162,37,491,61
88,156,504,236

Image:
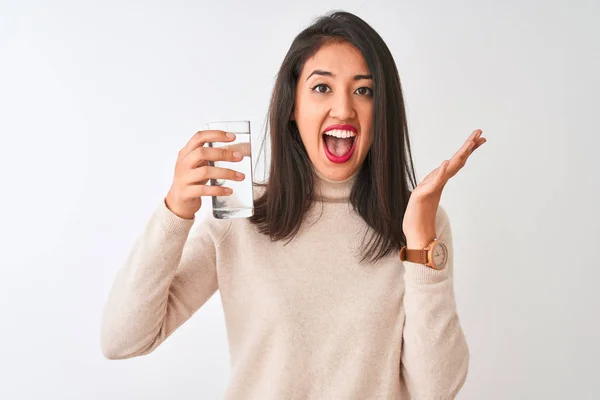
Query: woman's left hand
402,129,487,248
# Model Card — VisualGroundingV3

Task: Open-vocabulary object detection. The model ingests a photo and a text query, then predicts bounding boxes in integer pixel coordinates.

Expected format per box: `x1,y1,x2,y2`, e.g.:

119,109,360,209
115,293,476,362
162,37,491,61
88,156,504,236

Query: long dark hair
249,10,419,264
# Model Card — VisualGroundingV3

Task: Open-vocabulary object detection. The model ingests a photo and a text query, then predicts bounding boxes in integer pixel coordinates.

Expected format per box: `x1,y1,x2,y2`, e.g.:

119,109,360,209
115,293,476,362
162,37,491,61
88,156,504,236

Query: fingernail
226,132,235,139
233,151,242,159
236,172,245,179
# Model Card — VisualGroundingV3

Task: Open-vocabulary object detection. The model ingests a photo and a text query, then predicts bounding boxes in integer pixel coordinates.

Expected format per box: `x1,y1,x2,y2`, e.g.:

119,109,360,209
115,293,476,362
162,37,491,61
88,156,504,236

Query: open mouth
322,129,357,164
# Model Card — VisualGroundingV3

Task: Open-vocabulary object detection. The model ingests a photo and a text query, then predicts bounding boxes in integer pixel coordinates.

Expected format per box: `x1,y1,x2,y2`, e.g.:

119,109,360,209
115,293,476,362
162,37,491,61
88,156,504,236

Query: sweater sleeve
100,199,229,360
400,205,470,399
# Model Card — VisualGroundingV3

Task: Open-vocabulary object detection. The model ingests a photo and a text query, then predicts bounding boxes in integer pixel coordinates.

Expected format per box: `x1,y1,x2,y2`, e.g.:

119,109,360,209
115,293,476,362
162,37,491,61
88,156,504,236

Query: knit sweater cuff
403,261,451,284
156,198,196,237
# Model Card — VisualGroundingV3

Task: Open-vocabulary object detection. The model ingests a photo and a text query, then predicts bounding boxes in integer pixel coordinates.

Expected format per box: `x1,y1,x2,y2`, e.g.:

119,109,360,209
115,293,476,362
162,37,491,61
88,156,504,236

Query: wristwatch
399,238,448,270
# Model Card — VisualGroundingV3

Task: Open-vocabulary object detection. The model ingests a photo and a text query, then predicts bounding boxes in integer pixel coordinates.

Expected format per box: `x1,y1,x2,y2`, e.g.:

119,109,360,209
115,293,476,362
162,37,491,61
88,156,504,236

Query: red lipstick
321,124,358,164
323,124,358,134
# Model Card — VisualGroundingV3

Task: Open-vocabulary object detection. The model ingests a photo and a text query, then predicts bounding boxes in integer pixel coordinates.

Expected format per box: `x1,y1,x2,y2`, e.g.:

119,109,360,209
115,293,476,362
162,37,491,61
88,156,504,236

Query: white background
1,0,598,399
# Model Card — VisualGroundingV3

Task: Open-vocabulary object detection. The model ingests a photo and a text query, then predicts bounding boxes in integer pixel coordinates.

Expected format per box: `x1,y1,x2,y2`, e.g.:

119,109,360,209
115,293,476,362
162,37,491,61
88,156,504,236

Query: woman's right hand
165,130,247,220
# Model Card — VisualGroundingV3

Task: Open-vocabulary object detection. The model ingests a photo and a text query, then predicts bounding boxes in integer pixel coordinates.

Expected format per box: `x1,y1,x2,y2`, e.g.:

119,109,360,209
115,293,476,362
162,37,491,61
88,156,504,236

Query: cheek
295,118,321,152
295,96,317,128
359,110,374,148
359,134,374,156
296,105,324,146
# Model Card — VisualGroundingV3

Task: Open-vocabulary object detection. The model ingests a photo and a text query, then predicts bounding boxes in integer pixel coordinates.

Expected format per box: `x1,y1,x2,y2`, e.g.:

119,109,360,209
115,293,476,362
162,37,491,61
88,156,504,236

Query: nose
329,91,356,120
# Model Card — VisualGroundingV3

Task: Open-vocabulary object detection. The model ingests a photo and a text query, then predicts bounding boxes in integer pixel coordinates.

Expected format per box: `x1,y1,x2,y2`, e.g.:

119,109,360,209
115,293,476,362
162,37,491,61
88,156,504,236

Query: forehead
301,41,369,78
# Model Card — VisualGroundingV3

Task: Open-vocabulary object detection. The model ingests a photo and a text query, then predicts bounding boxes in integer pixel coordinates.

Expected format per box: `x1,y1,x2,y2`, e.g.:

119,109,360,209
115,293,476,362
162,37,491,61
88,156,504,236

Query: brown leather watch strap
399,246,428,264
404,249,428,264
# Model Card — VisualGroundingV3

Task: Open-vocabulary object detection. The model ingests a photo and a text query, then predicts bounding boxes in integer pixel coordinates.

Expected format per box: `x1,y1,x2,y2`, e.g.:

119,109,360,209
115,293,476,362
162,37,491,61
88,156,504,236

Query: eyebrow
305,69,373,82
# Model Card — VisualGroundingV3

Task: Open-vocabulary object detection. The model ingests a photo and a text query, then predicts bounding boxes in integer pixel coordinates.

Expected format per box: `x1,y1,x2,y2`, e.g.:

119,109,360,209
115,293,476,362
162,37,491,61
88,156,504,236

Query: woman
101,10,486,399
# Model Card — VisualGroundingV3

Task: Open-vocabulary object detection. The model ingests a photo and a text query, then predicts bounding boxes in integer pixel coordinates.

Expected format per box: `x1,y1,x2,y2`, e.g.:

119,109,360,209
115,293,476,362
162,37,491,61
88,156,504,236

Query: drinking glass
206,120,254,219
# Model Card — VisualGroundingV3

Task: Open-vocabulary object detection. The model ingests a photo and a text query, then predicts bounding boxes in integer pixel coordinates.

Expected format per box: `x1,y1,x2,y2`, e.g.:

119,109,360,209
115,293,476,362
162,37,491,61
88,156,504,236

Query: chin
315,162,360,182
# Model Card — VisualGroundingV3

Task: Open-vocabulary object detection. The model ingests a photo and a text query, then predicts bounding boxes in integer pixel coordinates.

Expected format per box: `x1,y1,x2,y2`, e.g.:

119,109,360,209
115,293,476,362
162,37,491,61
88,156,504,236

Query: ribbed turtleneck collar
312,165,359,202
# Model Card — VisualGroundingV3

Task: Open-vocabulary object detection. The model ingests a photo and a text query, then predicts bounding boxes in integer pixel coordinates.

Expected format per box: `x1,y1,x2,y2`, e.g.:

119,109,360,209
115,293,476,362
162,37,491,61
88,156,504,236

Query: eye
355,87,373,96
311,83,331,94
310,84,374,97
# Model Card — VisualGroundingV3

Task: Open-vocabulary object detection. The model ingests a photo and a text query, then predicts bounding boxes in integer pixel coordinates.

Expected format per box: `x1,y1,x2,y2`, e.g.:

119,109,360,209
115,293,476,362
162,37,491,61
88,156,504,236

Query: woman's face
293,41,374,182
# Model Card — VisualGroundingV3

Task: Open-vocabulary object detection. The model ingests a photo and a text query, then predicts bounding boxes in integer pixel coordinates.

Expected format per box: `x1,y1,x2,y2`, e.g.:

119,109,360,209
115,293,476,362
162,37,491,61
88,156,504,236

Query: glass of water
206,120,254,219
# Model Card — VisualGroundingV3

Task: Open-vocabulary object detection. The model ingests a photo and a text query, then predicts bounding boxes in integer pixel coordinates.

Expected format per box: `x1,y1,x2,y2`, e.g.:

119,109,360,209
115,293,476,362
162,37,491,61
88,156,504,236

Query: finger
470,129,483,141
450,138,476,167
464,139,476,155
445,143,470,177
461,129,483,153
222,142,251,157
184,146,244,168
468,130,486,151
187,165,245,184
466,136,487,155
452,137,481,174
435,131,485,184
185,184,233,198
473,137,487,150
179,130,236,158
437,160,450,183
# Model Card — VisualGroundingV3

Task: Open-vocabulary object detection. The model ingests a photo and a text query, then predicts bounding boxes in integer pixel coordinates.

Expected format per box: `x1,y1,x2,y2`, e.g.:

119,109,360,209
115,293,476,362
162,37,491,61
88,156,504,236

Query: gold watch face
432,242,449,269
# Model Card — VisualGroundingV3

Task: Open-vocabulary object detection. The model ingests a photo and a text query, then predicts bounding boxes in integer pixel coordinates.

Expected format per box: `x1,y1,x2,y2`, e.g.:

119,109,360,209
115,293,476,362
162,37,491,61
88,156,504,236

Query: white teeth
323,129,357,138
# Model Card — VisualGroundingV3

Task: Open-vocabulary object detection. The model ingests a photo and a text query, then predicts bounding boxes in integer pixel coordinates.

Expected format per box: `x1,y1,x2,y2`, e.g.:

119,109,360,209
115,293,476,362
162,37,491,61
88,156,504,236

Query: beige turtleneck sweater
100,170,469,399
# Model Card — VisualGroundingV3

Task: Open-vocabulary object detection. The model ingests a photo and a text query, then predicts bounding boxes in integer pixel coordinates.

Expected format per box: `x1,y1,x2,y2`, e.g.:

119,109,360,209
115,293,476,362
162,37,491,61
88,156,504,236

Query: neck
312,165,358,202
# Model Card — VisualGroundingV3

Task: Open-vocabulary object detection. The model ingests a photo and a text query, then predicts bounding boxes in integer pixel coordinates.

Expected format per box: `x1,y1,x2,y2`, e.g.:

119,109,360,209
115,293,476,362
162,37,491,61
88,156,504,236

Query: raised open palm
402,129,487,243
